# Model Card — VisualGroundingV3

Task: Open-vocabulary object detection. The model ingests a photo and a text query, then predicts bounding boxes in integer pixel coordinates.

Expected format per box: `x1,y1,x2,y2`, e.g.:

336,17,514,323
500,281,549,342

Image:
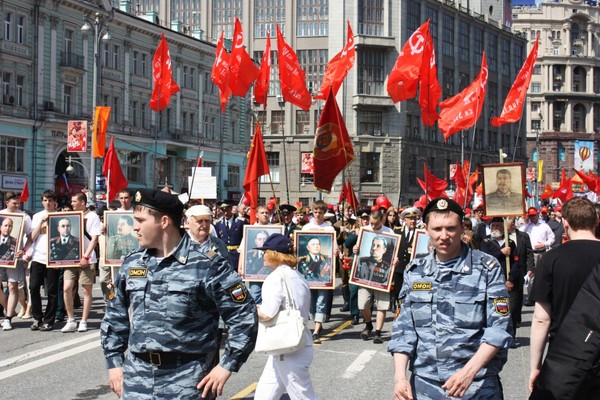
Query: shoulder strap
280,268,298,310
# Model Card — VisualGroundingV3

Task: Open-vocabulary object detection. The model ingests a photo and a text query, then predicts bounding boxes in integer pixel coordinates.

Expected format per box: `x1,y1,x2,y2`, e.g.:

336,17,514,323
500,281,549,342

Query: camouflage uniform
388,244,512,399
101,234,258,399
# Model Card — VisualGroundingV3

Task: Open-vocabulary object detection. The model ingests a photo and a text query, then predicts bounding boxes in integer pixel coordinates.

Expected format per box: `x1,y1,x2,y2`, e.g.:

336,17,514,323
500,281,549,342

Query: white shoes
61,320,78,333
2,319,12,331
78,321,88,332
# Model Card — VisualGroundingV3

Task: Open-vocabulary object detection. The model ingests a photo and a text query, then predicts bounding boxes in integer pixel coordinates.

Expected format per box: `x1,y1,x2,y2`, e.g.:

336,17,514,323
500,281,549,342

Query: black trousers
29,261,60,325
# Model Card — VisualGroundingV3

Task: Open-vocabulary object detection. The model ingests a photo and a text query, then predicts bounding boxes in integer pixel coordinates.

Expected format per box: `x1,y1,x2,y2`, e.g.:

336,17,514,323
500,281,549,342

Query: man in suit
215,200,246,271
298,237,332,282
392,207,421,310
244,230,270,276
508,216,534,341
356,235,392,285
106,215,138,261
49,218,80,261
0,217,17,261
485,168,523,214
280,204,299,238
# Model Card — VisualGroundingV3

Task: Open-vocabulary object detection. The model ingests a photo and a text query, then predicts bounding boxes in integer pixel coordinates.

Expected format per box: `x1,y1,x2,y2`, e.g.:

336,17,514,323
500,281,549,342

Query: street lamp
66,155,90,178
277,94,290,203
81,12,111,202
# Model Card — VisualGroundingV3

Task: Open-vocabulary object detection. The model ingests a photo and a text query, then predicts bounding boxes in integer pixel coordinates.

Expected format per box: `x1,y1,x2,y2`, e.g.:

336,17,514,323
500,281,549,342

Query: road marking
0,331,99,368
318,320,352,344
341,350,377,379
229,382,257,399
0,340,99,381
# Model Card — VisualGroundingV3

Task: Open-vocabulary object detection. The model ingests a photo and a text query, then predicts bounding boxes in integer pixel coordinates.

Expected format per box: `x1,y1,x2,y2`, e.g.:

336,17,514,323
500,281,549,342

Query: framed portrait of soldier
103,211,137,266
47,212,84,267
410,229,431,261
241,225,284,282
294,231,336,289
0,213,25,268
482,163,526,217
349,228,400,292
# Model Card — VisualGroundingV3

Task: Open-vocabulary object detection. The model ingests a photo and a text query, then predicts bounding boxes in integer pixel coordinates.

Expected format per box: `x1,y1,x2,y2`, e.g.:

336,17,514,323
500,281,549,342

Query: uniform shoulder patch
228,282,248,303
412,281,432,291
129,267,147,278
493,297,510,316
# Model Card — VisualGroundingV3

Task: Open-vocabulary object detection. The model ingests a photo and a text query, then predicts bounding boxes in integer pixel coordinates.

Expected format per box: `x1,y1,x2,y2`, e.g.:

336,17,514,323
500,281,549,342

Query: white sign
2,175,27,190
188,176,217,199
191,167,213,178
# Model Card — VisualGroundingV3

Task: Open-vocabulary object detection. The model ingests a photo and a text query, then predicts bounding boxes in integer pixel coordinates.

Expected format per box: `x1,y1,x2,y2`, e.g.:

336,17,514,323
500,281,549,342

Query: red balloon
376,195,392,210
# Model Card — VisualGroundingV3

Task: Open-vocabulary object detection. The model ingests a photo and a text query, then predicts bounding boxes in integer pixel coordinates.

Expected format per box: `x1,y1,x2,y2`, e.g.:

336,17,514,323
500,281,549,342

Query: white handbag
254,268,307,356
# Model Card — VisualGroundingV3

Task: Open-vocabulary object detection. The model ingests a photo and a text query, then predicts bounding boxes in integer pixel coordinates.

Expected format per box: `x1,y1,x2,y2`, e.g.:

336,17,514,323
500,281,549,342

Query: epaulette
407,256,427,271
478,252,499,270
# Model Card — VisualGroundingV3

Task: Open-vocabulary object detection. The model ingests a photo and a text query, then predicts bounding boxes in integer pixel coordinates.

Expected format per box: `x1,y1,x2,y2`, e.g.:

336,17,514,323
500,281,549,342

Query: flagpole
267,173,282,223
278,97,290,204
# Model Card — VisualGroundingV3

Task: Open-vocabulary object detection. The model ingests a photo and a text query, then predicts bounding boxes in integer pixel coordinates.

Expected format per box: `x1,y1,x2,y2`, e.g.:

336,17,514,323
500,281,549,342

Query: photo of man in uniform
49,217,80,262
244,230,270,276
356,235,392,285
106,214,138,261
0,217,18,262
484,166,525,216
297,236,333,284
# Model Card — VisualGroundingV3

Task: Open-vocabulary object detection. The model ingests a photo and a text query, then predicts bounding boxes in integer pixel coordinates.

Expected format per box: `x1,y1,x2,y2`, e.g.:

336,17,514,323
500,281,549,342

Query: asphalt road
0,284,534,400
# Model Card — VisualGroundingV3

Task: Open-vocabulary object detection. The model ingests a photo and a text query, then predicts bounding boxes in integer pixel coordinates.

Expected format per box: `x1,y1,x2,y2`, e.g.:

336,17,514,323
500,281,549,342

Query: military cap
254,233,294,254
219,200,233,209
134,189,184,216
422,198,465,221
400,206,421,219
280,204,297,215
357,208,371,218
490,217,504,224
185,205,212,217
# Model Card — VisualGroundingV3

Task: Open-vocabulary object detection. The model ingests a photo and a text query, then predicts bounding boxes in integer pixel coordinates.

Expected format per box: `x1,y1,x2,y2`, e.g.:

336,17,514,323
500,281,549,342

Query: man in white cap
185,205,228,259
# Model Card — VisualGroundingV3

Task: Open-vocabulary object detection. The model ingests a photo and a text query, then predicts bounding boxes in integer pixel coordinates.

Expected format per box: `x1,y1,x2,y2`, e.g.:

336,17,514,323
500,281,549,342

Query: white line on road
0,331,100,368
341,350,377,379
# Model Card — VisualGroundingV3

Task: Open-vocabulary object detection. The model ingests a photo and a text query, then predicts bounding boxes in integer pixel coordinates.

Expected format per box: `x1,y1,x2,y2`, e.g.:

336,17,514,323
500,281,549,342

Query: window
488,33,498,72
112,45,120,70
531,120,541,130
182,111,188,131
16,15,24,44
2,72,11,96
442,14,454,57
112,97,120,124
118,150,144,183
296,110,310,135
203,160,217,177
300,152,313,184
531,102,541,114
358,0,384,36
357,50,384,95
183,66,188,88
103,43,110,68
261,152,280,183
141,53,148,77
296,0,328,37
212,0,242,40
531,83,541,93
501,38,510,76
426,6,438,42
533,64,541,75
459,21,469,64
0,136,25,172
297,49,327,95
227,165,240,188
190,113,196,134
63,85,73,114
552,47,559,56
4,12,12,41
65,29,73,54
360,152,380,183
254,1,286,38
190,67,195,90
271,110,284,135
532,148,538,162
132,101,139,127
133,51,139,75
16,75,23,107
473,27,483,67
357,111,382,135
141,102,147,128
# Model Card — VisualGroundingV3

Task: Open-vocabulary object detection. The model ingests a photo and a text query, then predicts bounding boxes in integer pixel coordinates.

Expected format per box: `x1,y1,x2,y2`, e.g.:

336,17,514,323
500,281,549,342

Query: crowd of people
1,187,599,399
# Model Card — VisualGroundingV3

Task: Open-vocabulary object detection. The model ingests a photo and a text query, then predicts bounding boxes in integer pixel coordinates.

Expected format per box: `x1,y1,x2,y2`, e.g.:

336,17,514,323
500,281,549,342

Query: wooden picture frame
349,228,401,292
294,231,336,290
482,162,526,217
410,229,432,261
103,211,137,266
47,212,84,268
241,225,284,282
0,213,25,268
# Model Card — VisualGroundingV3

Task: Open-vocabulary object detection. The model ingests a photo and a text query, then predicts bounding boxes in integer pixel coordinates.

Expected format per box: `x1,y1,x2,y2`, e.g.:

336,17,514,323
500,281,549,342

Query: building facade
513,1,600,192
1,0,250,208
131,0,527,206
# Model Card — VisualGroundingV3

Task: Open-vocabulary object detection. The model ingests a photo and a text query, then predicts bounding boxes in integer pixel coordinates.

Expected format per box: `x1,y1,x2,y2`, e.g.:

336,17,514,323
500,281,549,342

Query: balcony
60,52,85,70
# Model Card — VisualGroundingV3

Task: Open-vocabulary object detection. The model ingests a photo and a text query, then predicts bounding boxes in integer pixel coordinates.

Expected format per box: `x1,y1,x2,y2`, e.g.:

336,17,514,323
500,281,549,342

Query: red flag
102,137,128,203
20,179,29,203
253,32,271,109
418,22,441,126
417,164,448,200
491,34,539,126
229,18,260,97
539,184,554,200
339,177,359,211
387,21,430,103
553,178,573,203
211,31,232,113
524,188,534,198
438,52,488,141
196,151,204,167
574,169,599,194
414,194,428,209
149,33,180,112
243,122,270,224
313,89,355,192
276,25,312,111
314,21,355,100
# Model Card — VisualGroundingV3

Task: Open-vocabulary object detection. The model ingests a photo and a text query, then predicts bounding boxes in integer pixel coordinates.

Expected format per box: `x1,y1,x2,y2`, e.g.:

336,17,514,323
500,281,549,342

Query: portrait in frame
103,211,137,266
295,231,336,289
47,212,84,267
482,163,526,217
410,229,432,261
349,228,401,292
241,225,284,282
0,213,25,268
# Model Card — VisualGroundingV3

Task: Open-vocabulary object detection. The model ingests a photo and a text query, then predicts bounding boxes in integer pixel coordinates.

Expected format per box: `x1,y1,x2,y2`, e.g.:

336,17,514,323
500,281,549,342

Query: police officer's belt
227,245,239,251
132,351,205,367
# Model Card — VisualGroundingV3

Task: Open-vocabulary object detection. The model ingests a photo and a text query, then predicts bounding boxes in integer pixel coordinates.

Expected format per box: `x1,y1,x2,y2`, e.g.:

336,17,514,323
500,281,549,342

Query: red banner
418,22,441,126
211,31,231,113
67,120,87,152
229,18,259,98
276,25,312,111
301,153,314,174
253,32,271,109
149,33,180,112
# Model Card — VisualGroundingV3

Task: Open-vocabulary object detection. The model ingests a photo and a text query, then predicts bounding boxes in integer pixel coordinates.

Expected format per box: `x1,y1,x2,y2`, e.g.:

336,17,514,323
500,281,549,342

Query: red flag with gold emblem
276,25,312,111
314,21,355,100
211,31,232,113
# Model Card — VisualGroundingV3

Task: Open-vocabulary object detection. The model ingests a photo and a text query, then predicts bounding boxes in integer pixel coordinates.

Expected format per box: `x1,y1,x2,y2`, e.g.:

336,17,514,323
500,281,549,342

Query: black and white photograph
482,163,526,217
47,212,84,267
349,229,400,292
103,211,137,266
241,225,284,282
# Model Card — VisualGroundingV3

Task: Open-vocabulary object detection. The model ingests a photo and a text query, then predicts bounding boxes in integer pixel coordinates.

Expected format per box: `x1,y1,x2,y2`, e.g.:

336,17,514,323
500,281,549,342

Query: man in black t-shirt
529,197,600,398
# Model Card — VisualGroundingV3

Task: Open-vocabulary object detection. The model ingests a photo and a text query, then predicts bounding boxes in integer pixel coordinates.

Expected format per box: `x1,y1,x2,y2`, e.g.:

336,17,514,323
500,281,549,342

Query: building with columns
513,1,600,188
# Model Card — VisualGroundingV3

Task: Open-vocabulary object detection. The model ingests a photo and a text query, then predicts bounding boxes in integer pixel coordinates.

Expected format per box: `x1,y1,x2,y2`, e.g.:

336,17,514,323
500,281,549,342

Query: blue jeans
310,289,330,323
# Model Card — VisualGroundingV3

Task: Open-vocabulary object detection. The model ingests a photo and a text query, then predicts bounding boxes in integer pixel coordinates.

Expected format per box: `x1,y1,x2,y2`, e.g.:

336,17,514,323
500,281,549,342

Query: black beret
134,189,184,216
280,204,297,215
422,198,464,221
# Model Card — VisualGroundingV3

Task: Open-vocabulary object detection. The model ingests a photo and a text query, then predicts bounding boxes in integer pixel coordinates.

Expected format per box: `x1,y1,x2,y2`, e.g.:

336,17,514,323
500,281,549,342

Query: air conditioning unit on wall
3,94,15,105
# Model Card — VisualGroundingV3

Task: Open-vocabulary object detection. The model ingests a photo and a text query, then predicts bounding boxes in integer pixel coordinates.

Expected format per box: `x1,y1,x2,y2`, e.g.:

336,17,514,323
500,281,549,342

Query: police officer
100,189,258,399
215,200,246,271
388,198,512,400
